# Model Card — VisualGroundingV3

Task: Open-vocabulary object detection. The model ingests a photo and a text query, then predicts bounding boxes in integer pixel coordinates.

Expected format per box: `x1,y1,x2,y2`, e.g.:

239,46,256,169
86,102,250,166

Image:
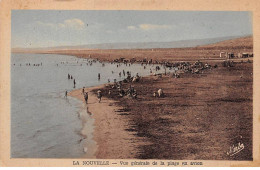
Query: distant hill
198,36,253,49
12,35,251,52
12,35,253,62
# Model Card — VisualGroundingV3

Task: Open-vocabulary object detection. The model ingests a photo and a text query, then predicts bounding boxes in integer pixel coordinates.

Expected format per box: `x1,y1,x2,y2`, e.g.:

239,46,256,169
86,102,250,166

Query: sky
11,10,253,48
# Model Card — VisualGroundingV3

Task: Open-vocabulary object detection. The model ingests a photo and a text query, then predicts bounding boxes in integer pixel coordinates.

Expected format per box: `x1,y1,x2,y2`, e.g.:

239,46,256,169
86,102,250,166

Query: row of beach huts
219,52,253,59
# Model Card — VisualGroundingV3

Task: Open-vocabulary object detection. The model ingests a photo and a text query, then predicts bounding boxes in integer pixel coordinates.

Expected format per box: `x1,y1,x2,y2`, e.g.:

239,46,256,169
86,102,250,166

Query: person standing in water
97,90,102,103
64,91,68,98
84,92,88,104
98,73,100,80
73,79,76,88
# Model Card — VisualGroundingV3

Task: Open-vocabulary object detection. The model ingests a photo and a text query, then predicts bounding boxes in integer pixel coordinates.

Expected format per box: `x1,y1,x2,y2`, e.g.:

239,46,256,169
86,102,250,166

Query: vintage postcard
0,0,260,167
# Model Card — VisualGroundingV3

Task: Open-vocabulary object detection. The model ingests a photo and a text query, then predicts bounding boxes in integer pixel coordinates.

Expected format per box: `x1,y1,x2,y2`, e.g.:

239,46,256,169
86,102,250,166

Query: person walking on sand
64,90,68,98
73,79,76,88
97,90,102,103
84,92,88,104
82,87,85,94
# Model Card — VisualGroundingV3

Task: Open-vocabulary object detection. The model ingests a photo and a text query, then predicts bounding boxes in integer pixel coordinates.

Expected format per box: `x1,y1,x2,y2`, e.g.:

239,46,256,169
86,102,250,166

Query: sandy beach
69,85,147,159
7,9,256,165
69,59,252,160
60,35,253,160
32,35,253,160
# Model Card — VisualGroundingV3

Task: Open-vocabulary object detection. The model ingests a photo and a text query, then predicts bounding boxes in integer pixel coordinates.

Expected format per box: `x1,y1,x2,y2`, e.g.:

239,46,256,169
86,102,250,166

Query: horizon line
12,34,253,49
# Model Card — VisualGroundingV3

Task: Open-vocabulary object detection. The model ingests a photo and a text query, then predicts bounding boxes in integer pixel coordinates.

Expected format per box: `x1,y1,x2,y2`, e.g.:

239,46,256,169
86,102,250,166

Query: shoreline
11,36,253,64
69,84,145,159
68,60,253,160
11,35,253,160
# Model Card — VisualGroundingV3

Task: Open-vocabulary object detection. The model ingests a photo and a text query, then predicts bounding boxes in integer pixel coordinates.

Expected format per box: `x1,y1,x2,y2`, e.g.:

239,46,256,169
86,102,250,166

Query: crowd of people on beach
62,57,223,104
13,56,222,105
17,56,247,105
107,81,138,99
97,59,222,101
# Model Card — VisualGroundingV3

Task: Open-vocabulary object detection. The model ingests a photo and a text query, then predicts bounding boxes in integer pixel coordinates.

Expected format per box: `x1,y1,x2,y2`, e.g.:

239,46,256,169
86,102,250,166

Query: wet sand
70,60,252,160
69,85,147,159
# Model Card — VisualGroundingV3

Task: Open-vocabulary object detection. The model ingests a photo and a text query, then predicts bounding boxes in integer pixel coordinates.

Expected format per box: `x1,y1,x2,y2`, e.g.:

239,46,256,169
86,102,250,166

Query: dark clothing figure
98,73,100,80
68,74,70,79
73,79,76,88
84,92,88,104
65,91,68,98
97,90,102,103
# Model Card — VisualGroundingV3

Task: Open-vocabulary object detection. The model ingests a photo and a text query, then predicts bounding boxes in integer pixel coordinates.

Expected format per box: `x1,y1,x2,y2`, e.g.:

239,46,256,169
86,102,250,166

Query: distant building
242,53,249,58
222,52,253,59
220,52,227,58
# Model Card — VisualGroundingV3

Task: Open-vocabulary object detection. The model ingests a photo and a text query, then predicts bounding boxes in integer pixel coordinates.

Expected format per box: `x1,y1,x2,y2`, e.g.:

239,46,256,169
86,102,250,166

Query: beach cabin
220,52,227,58
242,53,249,58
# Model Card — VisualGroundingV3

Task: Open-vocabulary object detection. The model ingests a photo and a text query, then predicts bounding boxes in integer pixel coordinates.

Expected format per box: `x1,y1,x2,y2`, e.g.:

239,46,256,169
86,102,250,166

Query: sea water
11,53,166,158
